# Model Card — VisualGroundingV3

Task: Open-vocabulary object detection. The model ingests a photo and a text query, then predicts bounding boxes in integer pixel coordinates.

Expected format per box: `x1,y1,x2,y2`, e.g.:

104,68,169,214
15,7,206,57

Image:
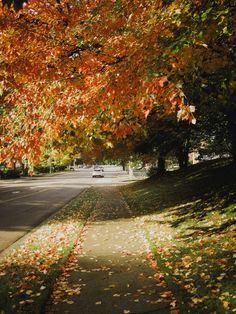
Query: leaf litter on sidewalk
46,186,178,314
0,188,100,314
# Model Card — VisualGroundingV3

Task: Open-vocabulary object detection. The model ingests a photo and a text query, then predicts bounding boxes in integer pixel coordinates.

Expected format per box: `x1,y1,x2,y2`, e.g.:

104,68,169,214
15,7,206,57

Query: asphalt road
0,168,132,254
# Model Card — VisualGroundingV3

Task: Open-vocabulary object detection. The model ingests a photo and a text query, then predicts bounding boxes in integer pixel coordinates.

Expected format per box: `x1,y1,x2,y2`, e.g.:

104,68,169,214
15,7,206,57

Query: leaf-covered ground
46,186,174,314
120,159,236,313
0,188,99,314
0,159,235,314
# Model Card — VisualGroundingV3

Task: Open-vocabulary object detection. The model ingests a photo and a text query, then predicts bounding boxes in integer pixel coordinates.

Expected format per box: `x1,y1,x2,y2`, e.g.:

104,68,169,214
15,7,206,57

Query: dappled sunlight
121,160,236,219
0,189,99,312
135,209,236,312
47,195,175,313
119,160,236,313
0,186,175,313
49,252,173,313
0,217,83,270
0,224,83,311
0,161,235,313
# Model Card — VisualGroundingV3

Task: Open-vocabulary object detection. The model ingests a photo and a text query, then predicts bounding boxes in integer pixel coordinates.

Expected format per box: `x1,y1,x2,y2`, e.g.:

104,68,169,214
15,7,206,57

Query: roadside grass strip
145,216,236,313
0,188,99,314
121,160,236,313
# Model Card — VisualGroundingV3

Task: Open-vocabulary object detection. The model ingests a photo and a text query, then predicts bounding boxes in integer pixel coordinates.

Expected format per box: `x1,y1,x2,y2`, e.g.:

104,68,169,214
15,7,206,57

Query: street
0,167,131,254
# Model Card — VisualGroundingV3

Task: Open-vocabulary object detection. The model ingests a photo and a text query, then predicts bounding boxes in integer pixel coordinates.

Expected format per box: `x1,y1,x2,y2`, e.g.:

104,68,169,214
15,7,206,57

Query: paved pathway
47,187,170,314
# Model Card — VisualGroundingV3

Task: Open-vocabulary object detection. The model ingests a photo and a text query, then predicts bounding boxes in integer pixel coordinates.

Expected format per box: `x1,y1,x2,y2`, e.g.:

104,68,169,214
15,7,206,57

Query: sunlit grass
121,159,236,313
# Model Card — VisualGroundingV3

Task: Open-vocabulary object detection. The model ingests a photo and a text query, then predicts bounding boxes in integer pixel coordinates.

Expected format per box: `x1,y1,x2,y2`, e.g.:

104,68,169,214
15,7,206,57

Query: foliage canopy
0,0,235,165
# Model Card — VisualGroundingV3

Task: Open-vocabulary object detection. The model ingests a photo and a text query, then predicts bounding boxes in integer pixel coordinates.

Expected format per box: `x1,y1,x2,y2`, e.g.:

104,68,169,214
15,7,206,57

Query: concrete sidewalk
46,187,170,314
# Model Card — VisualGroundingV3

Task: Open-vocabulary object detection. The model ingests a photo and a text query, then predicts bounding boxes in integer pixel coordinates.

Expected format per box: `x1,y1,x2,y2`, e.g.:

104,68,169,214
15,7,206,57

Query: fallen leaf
223,301,230,309
181,256,192,268
170,300,177,308
191,297,203,304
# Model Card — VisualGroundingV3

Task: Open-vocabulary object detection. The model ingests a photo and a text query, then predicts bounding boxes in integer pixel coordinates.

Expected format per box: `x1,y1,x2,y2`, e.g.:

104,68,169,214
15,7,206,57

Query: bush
33,165,67,174
54,165,67,172
0,169,21,179
34,165,51,174
146,166,159,177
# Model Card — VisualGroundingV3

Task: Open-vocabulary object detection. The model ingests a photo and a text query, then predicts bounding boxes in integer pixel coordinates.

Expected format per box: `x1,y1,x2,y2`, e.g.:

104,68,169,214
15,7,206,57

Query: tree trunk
177,148,189,169
226,108,236,164
224,86,236,163
176,137,190,169
22,163,29,176
157,155,166,175
121,161,126,171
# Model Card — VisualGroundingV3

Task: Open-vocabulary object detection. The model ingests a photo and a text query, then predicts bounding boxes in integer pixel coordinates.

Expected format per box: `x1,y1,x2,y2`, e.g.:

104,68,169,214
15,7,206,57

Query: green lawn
120,159,236,314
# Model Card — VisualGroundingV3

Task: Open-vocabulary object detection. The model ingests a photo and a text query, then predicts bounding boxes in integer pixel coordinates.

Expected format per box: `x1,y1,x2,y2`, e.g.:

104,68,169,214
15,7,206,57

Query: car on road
92,168,104,178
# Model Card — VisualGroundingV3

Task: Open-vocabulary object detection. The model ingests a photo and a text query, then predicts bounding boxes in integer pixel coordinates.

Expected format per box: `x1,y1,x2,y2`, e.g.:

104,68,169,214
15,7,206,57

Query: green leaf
77,39,84,48
201,8,212,22
198,31,203,39
223,26,228,34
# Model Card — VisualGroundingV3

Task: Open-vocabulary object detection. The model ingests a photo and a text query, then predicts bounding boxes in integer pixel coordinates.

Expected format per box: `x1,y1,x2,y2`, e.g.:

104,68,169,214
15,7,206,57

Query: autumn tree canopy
0,0,235,166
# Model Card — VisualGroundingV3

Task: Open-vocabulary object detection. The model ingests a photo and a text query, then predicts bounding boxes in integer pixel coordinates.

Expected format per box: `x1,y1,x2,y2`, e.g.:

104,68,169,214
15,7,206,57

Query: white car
92,168,104,178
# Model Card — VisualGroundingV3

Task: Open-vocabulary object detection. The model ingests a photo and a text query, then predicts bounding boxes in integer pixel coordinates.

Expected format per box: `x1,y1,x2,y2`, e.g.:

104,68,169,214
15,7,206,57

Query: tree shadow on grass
167,188,236,229
122,159,236,244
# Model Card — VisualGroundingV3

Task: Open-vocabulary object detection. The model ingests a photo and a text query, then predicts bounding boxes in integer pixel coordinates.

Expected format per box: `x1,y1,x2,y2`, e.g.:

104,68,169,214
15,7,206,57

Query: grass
0,159,235,313
120,158,236,313
0,188,100,314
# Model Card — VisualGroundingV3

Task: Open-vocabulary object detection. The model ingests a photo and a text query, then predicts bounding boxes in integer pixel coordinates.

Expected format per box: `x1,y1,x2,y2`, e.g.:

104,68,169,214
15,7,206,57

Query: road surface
0,167,133,254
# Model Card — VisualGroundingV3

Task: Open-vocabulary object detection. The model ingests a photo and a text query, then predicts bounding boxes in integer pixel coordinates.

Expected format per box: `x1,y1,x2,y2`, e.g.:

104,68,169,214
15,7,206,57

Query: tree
0,0,194,166
133,110,193,173
160,0,236,161
2,0,235,167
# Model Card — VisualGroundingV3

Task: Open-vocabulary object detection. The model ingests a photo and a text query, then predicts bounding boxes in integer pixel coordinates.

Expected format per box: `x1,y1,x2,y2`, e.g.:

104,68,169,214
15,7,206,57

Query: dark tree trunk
157,155,166,175
177,148,189,169
176,138,190,169
228,115,236,163
224,87,236,163
121,161,126,171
